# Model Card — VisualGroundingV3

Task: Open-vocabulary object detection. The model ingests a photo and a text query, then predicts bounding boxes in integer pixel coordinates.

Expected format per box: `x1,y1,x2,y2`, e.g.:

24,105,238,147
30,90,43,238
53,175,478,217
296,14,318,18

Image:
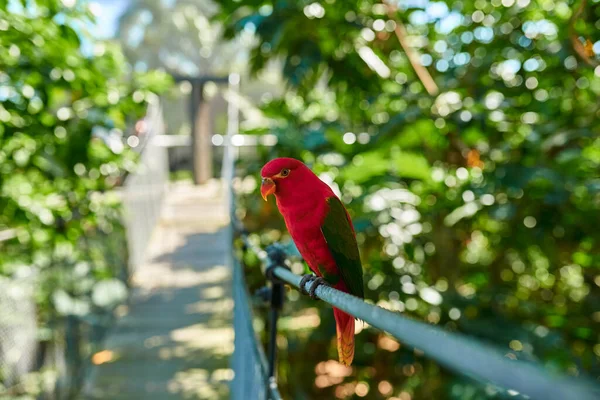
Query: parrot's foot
299,274,316,296
308,277,328,299
299,275,329,299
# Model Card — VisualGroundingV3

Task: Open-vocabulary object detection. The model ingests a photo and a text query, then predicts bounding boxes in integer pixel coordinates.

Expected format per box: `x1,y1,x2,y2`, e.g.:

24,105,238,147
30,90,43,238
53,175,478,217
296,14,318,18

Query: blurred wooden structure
174,75,229,185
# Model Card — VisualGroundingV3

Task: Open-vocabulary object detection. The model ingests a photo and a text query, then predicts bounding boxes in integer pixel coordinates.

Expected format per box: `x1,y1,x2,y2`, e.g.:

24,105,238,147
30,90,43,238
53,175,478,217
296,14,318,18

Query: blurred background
1,0,599,399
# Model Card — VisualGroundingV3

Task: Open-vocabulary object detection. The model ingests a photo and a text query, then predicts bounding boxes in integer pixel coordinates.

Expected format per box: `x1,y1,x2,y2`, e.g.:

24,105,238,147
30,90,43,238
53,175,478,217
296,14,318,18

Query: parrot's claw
299,274,316,296
299,275,328,299
308,277,328,299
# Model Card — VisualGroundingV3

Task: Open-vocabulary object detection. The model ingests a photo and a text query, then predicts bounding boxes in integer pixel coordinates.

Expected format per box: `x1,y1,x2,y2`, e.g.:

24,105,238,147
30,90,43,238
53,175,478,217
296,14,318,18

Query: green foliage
0,0,170,395
217,0,600,399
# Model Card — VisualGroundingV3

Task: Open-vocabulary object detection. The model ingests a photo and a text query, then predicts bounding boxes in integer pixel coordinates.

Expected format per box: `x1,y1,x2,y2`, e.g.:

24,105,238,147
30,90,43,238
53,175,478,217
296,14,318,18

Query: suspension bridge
2,74,593,399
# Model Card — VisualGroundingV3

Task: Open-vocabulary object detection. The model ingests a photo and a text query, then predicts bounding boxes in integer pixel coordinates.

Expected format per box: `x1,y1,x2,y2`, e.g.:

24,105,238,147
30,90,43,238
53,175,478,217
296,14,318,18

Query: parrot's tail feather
333,307,355,366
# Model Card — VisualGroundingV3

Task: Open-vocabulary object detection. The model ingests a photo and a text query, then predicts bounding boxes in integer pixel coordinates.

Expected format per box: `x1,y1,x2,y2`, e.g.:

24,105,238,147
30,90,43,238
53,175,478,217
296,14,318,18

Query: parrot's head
260,157,307,201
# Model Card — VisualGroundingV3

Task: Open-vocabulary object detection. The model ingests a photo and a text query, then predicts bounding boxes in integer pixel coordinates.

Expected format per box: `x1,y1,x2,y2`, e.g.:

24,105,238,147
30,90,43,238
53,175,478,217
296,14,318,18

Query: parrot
260,157,364,366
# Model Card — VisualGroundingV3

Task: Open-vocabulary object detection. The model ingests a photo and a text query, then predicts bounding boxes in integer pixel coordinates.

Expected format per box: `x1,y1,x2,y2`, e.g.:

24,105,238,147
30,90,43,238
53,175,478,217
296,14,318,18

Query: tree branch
569,0,599,67
383,1,439,96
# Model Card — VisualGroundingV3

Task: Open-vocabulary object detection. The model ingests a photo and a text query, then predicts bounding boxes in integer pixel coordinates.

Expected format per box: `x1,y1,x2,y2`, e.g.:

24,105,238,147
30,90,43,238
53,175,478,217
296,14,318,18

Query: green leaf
392,150,431,180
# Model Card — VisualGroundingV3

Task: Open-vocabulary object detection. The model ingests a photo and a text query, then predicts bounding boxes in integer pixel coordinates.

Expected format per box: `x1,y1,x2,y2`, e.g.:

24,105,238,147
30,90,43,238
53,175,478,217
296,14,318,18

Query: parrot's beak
260,177,276,201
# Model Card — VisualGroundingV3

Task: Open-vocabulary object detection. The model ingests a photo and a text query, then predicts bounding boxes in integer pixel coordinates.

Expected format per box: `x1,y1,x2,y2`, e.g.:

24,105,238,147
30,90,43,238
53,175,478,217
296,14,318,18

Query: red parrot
260,157,364,366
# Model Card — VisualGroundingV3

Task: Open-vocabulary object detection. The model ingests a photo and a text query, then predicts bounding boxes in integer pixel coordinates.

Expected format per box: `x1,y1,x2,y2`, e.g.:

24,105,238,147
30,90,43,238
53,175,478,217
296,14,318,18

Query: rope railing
239,236,600,400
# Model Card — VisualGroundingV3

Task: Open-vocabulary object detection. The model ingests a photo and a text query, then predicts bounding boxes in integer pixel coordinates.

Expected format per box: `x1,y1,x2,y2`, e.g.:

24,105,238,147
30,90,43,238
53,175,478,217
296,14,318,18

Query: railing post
263,244,287,399
221,73,240,210
267,280,284,379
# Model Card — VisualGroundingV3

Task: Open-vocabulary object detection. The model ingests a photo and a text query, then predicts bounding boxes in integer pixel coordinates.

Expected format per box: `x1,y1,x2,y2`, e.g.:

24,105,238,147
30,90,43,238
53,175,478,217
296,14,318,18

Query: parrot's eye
281,168,290,177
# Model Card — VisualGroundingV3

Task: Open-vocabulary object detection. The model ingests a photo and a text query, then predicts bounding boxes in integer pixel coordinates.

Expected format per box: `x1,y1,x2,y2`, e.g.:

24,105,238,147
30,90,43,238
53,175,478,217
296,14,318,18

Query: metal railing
231,255,281,400
121,101,169,273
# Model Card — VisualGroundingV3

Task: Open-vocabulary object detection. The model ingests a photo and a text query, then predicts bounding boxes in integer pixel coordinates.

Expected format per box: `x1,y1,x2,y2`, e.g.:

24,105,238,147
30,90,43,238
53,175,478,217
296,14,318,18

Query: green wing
321,197,365,299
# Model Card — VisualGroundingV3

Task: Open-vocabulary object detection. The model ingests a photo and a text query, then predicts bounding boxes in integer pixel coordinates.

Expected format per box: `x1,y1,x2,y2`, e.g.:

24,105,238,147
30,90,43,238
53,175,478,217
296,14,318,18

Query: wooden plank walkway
82,181,234,400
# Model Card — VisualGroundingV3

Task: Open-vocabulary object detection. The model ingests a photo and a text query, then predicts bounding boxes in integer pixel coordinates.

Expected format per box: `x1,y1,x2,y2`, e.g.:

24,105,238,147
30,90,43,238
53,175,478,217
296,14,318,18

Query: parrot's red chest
277,197,337,277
